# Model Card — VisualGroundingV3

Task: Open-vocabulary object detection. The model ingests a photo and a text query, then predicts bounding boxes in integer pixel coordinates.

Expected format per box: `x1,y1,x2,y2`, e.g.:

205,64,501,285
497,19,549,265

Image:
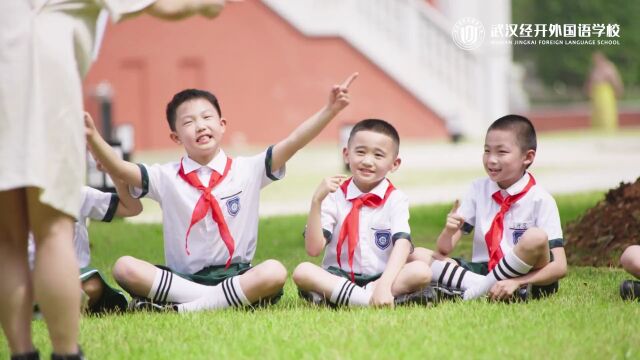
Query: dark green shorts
157,263,252,286
79,266,128,314
326,266,381,288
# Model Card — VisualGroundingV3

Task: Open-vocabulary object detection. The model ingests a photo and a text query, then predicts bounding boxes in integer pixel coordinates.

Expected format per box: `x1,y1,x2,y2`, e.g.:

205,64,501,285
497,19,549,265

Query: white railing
262,0,485,136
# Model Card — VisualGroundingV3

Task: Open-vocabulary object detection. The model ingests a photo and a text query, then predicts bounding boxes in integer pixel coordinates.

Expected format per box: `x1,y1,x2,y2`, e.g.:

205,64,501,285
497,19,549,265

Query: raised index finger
340,72,359,88
451,199,460,213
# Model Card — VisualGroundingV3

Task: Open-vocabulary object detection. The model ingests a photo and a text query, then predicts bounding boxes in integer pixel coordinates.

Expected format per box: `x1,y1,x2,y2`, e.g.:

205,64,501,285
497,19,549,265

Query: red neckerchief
485,173,536,270
337,178,395,282
177,157,234,268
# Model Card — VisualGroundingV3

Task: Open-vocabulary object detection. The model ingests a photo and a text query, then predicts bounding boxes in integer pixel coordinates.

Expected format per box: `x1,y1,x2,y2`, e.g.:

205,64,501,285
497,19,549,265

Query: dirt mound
565,177,640,266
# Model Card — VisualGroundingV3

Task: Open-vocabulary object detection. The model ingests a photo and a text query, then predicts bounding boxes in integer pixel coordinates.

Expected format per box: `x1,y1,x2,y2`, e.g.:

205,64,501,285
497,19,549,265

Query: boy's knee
292,262,315,286
259,259,287,287
408,260,432,285
518,227,548,252
409,247,434,264
621,245,640,273
112,256,140,284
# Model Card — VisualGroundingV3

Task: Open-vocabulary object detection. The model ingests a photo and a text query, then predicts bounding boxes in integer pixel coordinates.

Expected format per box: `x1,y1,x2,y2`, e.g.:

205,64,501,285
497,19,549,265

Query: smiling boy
292,119,432,308
430,114,567,301
85,73,358,312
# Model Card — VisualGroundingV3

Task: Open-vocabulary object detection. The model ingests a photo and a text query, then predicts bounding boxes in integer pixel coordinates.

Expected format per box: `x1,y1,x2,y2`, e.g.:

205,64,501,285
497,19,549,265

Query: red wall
84,1,447,150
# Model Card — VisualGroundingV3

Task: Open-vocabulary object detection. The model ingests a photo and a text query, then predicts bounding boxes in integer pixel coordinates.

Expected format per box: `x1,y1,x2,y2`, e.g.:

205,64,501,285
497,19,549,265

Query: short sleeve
129,163,163,202
389,191,411,243
259,145,286,188
457,183,477,233
80,186,118,222
320,193,338,242
99,0,156,23
536,193,564,248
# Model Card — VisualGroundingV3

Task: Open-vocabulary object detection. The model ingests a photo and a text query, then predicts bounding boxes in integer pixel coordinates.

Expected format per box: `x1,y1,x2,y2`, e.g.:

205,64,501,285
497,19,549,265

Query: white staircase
262,0,498,137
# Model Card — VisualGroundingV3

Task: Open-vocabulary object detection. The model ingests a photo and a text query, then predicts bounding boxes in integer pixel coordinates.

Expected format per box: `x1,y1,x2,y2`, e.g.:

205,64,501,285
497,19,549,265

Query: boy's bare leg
27,187,80,354
388,261,431,296
292,262,372,307
0,189,35,354
621,245,640,278
408,247,434,265
112,256,160,297
238,259,287,302
513,227,550,270
82,276,105,308
292,262,347,297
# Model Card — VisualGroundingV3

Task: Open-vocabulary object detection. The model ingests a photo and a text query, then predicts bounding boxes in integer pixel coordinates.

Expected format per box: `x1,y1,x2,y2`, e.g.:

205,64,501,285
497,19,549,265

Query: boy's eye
183,120,192,126
356,150,365,155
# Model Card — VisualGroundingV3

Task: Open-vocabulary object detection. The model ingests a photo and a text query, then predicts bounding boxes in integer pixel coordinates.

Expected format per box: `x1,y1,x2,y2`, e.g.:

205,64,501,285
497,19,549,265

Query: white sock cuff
221,276,250,307
330,279,353,305
148,269,171,303
494,250,533,280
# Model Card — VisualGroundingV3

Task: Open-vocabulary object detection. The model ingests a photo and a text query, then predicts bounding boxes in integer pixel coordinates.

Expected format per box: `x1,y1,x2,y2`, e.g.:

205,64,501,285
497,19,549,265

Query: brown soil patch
565,177,640,266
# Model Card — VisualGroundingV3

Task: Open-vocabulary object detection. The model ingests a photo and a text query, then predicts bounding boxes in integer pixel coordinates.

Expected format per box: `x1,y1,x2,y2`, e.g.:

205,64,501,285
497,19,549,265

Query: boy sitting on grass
429,115,568,301
86,73,358,312
293,119,433,308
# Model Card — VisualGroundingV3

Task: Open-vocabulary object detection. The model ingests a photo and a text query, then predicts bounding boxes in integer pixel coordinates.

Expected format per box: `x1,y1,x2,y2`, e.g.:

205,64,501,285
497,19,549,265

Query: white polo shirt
457,173,564,263
134,147,285,274
28,186,119,269
320,178,411,276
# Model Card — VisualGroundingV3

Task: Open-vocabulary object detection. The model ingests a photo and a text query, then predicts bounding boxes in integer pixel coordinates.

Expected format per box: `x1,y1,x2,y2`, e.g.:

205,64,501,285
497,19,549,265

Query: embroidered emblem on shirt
374,229,392,250
510,222,529,245
226,196,241,217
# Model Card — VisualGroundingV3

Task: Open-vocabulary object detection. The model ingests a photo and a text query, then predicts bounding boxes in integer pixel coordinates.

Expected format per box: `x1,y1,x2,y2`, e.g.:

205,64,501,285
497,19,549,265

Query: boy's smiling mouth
196,134,213,144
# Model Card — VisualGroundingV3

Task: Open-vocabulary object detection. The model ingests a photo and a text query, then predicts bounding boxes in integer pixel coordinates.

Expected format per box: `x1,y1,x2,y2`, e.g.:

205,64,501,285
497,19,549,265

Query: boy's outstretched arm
270,72,358,173
305,175,346,257
370,239,412,307
85,112,142,188
436,200,464,256
113,178,143,217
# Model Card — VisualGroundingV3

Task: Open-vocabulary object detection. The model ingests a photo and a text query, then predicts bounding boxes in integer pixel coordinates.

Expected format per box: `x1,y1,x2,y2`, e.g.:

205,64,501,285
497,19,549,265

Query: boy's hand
84,112,100,140
444,200,465,233
312,175,347,203
327,72,358,114
370,284,394,308
488,279,520,301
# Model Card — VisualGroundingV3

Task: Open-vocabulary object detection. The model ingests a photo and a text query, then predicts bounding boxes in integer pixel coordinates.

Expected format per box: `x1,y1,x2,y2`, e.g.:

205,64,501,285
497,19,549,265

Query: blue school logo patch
374,230,392,250
512,229,526,245
226,196,241,217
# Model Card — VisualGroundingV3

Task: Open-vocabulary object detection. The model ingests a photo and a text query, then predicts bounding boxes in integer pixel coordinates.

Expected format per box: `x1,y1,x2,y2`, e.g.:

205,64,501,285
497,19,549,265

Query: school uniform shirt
132,147,285,274
457,173,564,263
28,186,119,269
320,179,411,276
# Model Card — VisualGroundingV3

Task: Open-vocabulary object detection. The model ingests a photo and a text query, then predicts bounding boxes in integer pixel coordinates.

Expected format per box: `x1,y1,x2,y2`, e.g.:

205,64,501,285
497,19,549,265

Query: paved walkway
128,129,640,223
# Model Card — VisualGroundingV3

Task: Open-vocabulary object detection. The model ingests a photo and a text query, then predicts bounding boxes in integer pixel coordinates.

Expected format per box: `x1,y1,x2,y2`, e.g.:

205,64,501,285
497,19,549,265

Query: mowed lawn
3,191,639,359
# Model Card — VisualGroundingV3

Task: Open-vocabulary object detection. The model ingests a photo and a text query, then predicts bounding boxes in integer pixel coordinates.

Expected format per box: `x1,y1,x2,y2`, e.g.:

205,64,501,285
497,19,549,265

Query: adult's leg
27,187,80,354
0,189,34,354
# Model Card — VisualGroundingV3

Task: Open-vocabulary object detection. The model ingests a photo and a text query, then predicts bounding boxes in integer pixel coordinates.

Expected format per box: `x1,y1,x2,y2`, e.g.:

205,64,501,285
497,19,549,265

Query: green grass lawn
3,191,639,359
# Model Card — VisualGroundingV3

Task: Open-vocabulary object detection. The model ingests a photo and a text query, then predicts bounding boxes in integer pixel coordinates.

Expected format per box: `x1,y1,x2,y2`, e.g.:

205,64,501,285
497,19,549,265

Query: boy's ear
390,157,402,173
169,132,181,145
220,117,227,133
342,147,349,164
524,149,536,167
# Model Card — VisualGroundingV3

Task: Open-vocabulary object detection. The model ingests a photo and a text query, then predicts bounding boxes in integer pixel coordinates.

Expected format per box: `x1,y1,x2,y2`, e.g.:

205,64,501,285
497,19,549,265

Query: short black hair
487,114,537,152
165,89,222,131
348,118,400,154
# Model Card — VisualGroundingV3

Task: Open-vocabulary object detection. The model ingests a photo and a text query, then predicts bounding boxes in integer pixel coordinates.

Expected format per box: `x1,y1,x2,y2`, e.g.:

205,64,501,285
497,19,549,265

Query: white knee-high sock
430,260,484,290
147,269,209,303
329,279,372,307
176,276,250,313
463,250,533,300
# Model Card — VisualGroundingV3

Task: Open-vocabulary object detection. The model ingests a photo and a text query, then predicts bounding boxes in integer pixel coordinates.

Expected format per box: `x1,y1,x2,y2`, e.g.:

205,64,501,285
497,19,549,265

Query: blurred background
82,0,640,220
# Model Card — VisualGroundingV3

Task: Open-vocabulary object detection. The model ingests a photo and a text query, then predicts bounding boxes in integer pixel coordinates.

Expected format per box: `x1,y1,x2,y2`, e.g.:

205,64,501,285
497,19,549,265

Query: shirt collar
181,149,227,174
491,172,530,196
345,178,389,200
